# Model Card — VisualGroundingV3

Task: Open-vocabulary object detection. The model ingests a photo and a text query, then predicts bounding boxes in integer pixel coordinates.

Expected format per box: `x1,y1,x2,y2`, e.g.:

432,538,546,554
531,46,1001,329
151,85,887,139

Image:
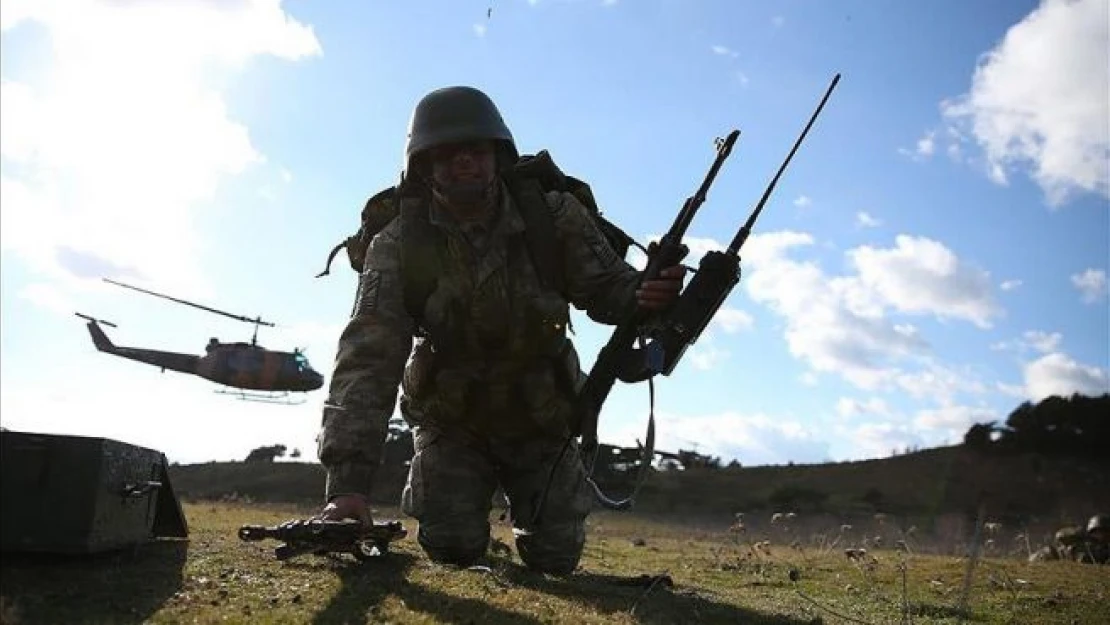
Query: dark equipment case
0,430,189,554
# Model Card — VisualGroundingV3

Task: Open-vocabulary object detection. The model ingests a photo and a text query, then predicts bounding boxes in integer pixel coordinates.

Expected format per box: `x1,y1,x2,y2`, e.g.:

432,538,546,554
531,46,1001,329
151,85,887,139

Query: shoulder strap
399,196,443,327
506,175,566,297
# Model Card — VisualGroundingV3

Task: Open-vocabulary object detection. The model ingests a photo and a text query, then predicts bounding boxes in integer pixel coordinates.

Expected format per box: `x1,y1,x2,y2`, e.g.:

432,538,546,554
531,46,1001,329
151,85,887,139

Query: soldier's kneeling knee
418,523,489,567
515,525,585,576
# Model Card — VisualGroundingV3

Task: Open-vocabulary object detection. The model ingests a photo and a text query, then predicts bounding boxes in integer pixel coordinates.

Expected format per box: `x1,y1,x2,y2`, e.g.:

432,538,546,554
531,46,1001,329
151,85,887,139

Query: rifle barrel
668,129,740,243
727,73,840,255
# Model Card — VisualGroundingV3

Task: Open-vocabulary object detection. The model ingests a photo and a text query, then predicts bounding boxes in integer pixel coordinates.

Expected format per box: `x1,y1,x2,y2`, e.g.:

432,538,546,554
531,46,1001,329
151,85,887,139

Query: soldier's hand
637,265,686,310
316,494,374,527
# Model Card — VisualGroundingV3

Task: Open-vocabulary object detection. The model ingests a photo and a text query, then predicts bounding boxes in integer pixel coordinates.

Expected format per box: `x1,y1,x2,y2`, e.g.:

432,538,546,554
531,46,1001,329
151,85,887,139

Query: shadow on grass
299,545,817,625
0,538,188,624
301,552,547,625
501,566,814,625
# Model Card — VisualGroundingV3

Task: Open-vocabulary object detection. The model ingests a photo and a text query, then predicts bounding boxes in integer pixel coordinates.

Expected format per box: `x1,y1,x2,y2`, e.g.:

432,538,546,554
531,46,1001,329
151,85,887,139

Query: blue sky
1,0,1107,468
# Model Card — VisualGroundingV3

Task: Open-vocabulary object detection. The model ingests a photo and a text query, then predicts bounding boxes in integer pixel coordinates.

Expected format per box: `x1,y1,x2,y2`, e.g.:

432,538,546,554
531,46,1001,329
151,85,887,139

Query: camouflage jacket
317,181,642,500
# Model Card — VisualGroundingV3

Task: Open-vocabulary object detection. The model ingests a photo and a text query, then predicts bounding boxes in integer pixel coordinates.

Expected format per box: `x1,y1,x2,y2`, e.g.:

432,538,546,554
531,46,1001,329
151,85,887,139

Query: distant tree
727,459,742,469
244,444,287,463
290,448,302,459
963,422,995,450
994,393,1109,457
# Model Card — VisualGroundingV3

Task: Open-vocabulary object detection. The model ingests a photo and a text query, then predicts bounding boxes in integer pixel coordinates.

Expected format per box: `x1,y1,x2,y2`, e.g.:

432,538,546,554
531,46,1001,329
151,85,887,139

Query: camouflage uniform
1028,515,1110,564
317,178,641,574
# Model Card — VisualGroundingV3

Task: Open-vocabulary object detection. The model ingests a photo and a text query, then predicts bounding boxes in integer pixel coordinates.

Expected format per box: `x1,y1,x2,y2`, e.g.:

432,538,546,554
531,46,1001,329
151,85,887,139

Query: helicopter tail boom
76,312,201,375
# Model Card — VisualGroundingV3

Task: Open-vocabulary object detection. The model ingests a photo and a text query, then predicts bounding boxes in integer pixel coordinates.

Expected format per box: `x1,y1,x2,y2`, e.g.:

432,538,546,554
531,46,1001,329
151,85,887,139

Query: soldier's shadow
307,552,546,625
0,538,188,624
498,563,815,625
306,550,812,625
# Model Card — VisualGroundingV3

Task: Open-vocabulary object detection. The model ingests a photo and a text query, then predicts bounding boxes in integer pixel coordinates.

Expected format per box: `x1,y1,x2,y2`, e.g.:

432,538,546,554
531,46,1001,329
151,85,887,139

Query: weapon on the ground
571,73,842,513
238,518,407,561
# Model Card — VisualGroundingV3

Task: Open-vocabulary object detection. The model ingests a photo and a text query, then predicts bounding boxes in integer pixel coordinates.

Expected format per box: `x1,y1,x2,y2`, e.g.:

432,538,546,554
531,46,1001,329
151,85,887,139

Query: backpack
316,151,637,321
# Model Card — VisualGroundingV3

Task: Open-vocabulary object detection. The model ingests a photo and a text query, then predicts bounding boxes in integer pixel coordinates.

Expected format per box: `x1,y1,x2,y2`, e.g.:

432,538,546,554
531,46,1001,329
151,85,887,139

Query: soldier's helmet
403,86,518,176
1055,526,1083,546
1087,514,1109,540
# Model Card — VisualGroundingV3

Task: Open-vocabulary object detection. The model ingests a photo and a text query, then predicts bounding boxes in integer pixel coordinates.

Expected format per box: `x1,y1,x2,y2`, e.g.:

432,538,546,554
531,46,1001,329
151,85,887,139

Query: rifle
238,518,407,561
571,73,842,513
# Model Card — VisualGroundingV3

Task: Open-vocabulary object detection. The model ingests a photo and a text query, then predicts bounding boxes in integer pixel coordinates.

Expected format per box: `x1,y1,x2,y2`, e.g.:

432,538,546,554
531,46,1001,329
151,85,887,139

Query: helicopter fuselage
197,343,323,392
78,317,324,394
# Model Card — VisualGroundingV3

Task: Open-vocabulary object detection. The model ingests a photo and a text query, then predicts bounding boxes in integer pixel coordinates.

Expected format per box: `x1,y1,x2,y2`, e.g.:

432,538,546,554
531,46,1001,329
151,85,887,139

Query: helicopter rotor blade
74,312,118,328
103,278,276,328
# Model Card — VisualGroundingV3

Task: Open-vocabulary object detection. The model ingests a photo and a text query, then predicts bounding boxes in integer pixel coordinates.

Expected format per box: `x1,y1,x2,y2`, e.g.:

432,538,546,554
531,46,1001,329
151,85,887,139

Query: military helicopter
76,278,325,404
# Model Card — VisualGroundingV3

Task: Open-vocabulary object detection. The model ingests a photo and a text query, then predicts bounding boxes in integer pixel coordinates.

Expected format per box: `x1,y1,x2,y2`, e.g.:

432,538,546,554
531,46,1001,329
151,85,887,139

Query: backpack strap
506,175,567,297
398,195,444,331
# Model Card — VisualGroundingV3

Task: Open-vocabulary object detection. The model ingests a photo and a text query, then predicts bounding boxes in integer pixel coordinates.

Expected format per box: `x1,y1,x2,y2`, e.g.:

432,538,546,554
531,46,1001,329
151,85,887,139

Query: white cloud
0,0,322,298
991,330,1065,356
899,131,937,161
626,410,829,467
895,364,988,403
744,232,929,389
996,381,1027,399
1071,268,1108,303
1023,352,1110,401
940,0,1110,206
473,23,487,37
771,16,785,28
914,403,999,434
848,422,926,461
856,211,881,228
19,283,74,317
1022,330,1062,353
836,397,891,419
711,44,738,58
917,132,936,157
793,195,812,208
687,339,729,371
848,235,1000,328
1000,279,1023,291
742,231,1008,392
713,307,754,333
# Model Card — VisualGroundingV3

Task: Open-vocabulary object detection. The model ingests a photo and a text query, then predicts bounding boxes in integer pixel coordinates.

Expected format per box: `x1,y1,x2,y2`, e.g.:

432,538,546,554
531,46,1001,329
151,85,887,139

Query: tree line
963,393,1109,457
241,393,1109,471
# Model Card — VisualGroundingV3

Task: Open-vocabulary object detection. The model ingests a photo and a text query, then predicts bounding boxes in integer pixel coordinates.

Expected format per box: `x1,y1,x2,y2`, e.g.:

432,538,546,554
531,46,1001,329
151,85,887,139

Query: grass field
1,501,1106,625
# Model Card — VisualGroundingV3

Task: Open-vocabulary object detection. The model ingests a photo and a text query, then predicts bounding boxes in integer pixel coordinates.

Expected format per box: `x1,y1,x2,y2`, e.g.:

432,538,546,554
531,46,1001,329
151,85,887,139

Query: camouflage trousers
401,426,593,575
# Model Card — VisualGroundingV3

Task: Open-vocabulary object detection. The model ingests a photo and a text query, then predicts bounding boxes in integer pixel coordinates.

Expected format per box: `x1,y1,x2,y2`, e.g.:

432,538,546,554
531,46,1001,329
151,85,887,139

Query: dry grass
1,502,1107,624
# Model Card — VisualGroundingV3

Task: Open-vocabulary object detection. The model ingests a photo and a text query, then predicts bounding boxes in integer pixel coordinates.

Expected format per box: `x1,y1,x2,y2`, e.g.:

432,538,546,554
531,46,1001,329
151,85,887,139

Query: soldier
1080,513,1109,564
314,86,686,574
1029,514,1109,564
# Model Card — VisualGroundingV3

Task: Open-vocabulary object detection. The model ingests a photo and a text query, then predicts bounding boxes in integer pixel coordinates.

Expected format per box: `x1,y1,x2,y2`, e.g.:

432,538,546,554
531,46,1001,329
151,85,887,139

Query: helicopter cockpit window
294,352,310,371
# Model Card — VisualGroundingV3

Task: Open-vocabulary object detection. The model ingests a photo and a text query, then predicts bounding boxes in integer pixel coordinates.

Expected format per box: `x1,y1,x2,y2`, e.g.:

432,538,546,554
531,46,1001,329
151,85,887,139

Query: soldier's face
429,140,497,189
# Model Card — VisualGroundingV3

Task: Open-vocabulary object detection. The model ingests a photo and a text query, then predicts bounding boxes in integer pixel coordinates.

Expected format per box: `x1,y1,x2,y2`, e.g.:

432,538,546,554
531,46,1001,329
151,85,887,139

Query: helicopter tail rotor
74,312,118,328
75,312,119,353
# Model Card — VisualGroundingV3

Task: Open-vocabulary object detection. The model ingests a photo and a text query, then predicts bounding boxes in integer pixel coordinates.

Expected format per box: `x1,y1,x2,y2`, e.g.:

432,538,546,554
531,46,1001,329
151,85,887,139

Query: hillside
169,443,1110,544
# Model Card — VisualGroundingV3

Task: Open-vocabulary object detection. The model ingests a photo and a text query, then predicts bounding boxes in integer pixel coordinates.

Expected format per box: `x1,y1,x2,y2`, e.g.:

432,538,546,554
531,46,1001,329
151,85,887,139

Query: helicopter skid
215,389,307,405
